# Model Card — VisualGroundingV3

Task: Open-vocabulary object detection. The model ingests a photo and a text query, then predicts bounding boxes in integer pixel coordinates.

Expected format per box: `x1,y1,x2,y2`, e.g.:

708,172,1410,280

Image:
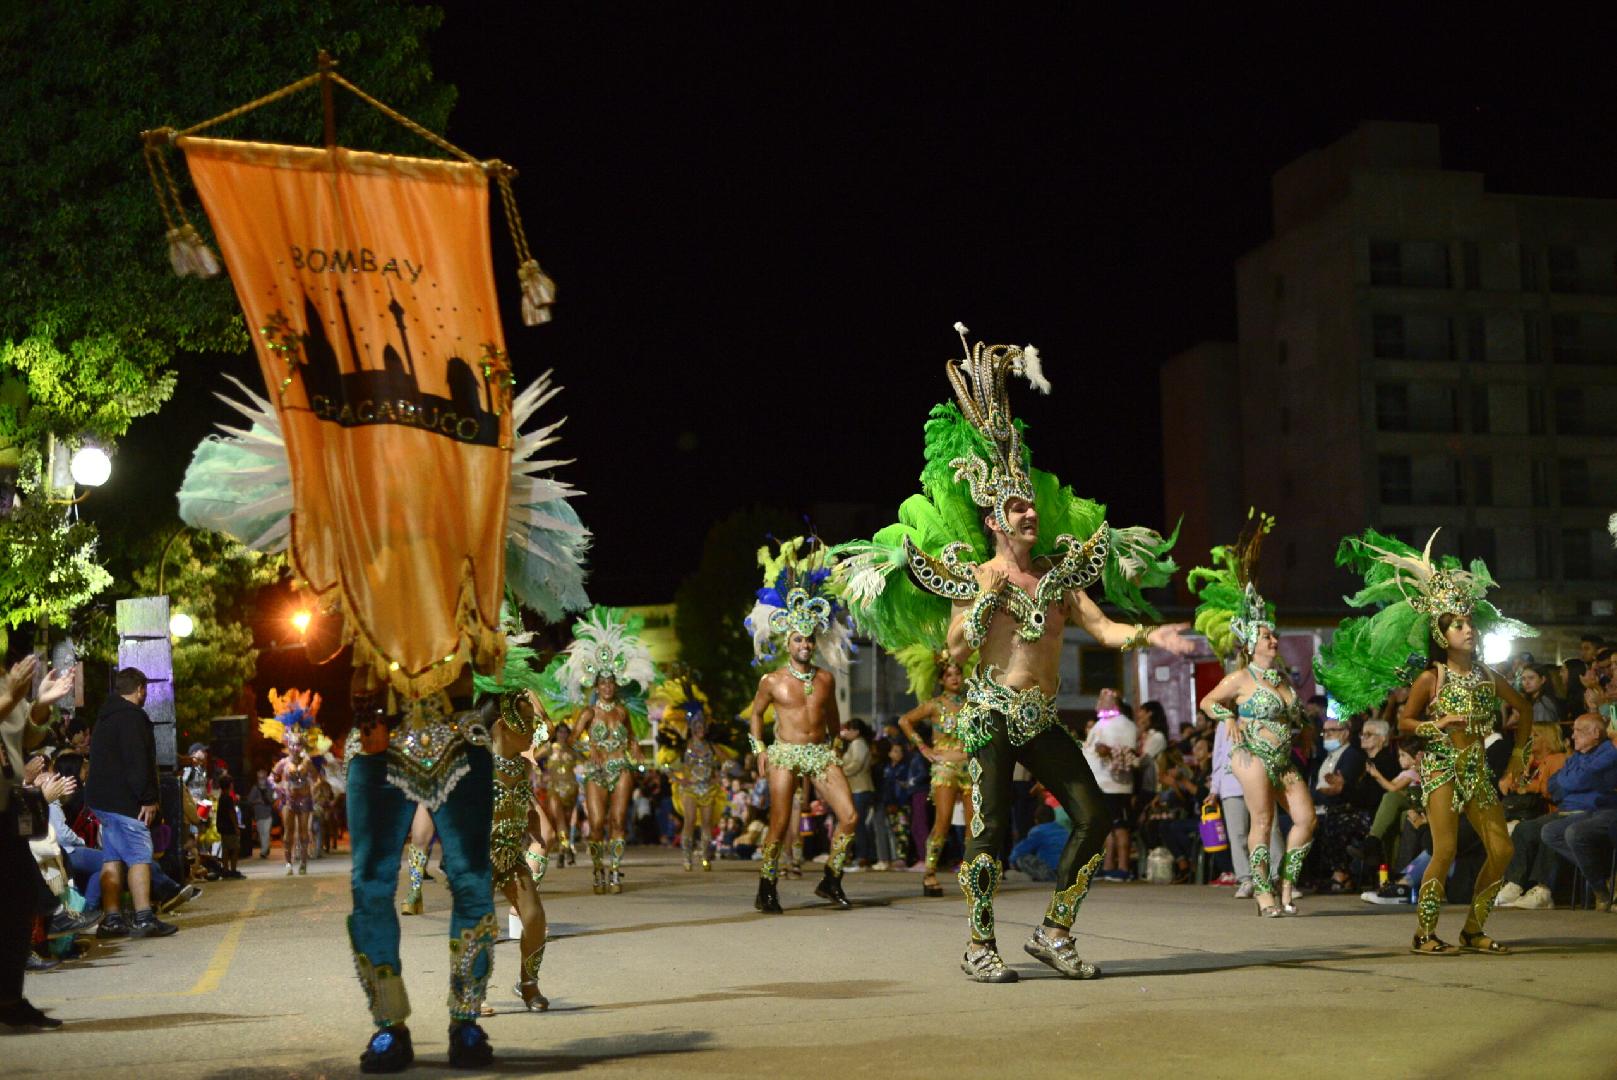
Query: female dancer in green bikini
1192,516,1316,917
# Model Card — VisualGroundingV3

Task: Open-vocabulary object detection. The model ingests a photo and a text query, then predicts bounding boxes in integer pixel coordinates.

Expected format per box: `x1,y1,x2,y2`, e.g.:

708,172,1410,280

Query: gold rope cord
142,59,539,286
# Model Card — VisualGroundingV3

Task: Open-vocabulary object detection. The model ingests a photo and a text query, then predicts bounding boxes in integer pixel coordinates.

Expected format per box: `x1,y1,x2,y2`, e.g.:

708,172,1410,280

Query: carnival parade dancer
835,323,1192,982
261,689,330,877
653,671,736,871
473,635,554,1013
539,607,655,895
895,646,973,896
746,537,861,914
540,722,581,866
1316,530,1534,955
1190,512,1316,917
178,369,588,1069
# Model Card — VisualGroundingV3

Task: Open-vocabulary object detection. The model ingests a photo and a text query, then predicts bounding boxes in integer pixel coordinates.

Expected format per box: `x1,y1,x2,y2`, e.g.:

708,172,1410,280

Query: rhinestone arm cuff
748,733,765,755
964,590,1001,649
1121,623,1150,651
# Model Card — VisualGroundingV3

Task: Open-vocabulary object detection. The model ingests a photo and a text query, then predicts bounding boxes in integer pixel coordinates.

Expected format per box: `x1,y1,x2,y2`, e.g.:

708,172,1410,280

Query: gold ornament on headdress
769,588,833,639
945,322,1050,535
1365,529,1486,647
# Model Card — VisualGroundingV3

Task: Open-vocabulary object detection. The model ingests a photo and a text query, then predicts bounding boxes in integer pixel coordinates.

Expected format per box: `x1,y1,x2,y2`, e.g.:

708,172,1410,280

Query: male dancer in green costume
838,324,1193,982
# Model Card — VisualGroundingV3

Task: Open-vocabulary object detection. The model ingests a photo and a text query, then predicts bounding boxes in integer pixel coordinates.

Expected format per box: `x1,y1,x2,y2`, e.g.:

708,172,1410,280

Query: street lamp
69,446,112,488
291,610,312,635
169,612,195,638
1482,632,1512,666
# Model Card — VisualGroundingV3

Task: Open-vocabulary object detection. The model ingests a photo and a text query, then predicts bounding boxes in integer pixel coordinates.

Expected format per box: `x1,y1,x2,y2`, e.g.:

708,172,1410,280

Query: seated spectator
1009,805,1069,882
1310,716,1380,891
1365,740,1422,864
1521,715,1617,911
734,817,767,860
1140,765,1201,884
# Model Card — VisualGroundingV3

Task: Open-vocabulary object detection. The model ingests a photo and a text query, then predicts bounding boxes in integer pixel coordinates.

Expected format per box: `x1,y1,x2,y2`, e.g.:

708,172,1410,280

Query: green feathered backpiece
1315,528,1535,715
835,401,1178,652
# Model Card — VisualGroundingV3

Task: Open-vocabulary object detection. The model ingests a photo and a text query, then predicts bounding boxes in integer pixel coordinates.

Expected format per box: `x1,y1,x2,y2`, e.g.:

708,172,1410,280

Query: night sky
97,13,1617,605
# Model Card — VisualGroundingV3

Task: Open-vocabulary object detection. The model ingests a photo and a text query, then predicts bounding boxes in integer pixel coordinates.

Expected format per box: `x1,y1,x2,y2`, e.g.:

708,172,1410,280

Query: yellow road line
182,886,259,996
75,886,262,1004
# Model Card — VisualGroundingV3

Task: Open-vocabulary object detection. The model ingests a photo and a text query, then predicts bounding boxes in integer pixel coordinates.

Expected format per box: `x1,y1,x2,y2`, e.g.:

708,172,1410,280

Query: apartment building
1164,121,1617,632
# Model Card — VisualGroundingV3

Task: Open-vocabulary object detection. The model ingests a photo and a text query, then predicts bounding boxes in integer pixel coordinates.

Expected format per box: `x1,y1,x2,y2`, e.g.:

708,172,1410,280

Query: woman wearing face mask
1192,515,1317,917
1318,530,1533,955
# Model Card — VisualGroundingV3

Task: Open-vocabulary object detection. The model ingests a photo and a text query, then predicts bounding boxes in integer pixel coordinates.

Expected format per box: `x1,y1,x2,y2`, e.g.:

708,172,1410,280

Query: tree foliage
0,0,455,630
83,527,284,745
672,506,799,724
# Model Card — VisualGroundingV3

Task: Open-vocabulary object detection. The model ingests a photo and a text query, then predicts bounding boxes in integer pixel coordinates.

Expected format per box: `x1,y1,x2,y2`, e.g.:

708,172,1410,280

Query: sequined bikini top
684,740,715,781
934,698,966,743
590,718,628,755
1238,682,1300,735
545,744,577,774
1429,664,1499,737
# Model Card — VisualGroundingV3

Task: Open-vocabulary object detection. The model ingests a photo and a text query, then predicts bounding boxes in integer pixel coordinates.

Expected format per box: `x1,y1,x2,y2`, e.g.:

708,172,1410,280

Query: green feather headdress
834,326,1178,653
1314,528,1535,715
1187,509,1276,660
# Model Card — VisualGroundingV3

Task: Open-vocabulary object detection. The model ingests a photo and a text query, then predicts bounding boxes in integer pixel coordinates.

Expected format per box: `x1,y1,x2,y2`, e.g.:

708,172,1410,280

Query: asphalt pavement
9,845,1616,1078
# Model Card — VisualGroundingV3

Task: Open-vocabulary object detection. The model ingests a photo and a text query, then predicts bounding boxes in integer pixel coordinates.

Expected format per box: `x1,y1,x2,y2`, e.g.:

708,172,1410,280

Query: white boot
1493,881,1524,908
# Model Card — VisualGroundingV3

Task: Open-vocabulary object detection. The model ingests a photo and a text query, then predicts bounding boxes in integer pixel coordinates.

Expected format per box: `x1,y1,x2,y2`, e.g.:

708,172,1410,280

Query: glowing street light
169,612,195,638
69,446,112,488
1482,632,1513,666
291,610,312,635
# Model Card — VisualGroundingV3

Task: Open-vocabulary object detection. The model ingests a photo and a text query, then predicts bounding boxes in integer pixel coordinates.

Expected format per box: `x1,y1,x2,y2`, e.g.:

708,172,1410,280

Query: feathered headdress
1314,528,1535,714
745,535,855,675
532,606,656,740
259,687,331,756
177,370,591,628
1187,509,1277,659
945,321,1049,535
833,323,1178,655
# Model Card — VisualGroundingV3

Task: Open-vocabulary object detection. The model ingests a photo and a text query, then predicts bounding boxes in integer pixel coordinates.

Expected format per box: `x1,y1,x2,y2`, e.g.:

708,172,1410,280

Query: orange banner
181,137,510,696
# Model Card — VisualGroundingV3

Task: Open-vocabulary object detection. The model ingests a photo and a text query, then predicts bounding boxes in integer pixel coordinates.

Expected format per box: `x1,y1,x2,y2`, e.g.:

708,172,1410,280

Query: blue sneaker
360,1025,414,1073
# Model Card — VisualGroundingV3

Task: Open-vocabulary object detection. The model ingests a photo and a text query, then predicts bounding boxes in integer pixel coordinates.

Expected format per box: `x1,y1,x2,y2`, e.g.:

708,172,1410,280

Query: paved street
10,847,1616,1079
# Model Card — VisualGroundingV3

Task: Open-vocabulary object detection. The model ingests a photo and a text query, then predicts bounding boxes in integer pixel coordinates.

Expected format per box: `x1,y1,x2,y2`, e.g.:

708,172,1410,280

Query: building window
1527,386,1546,435
1556,386,1617,436
1552,314,1617,365
1563,528,1593,579
1274,274,1285,301
1535,527,1556,578
1281,473,1295,500
1466,316,1486,363
1531,460,1553,507
1521,247,1539,290
1560,458,1591,506
1370,240,1450,288
1472,457,1494,506
1377,382,1459,433
1372,313,1453,361
1379,456,1413,505
1461,527,1496,567
1277,340,1288,367
1285,541,1297,570
1547,246,1617,295
1280,406,1291,434
1376,384,1409,431
1524,313,1542,363
1463,242,1481,290
1470,383,1490,433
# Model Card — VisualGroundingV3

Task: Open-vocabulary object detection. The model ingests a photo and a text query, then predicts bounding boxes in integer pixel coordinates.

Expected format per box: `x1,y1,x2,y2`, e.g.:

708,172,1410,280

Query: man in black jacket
86,668,176,938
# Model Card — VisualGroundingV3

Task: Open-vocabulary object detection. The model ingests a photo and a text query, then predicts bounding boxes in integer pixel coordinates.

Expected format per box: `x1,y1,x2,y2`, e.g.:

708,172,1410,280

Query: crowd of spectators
600,636,1616,912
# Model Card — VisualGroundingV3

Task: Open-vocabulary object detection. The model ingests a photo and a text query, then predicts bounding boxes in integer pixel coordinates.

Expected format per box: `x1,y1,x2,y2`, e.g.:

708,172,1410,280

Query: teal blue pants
346,747,494,1016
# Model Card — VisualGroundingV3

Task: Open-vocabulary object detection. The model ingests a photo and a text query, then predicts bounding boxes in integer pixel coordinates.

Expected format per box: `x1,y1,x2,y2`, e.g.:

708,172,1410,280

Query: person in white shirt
1083,690,1138,882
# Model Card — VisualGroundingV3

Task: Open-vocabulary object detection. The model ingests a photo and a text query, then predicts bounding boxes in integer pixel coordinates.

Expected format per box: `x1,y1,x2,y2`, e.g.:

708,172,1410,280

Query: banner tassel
518,259,555,326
